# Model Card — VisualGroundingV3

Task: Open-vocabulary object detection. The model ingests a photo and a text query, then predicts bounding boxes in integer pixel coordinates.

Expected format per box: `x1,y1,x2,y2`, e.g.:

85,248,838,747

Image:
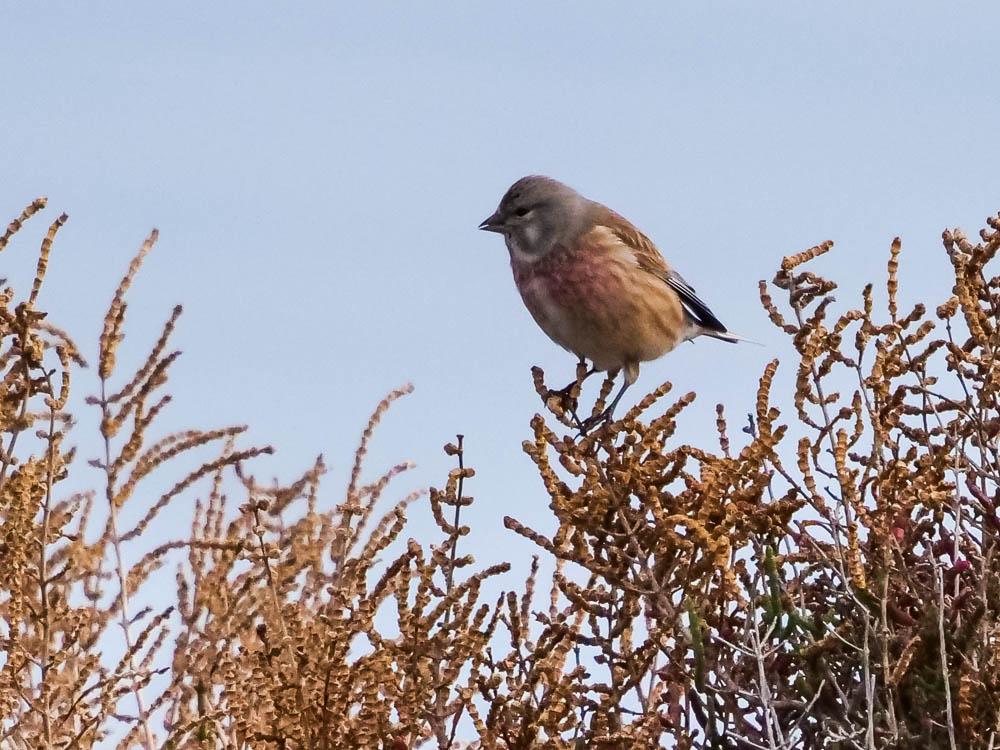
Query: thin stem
37,366,58,748
101,377,156,750
437,435,465,750
445,434,465,599
936,567,958,750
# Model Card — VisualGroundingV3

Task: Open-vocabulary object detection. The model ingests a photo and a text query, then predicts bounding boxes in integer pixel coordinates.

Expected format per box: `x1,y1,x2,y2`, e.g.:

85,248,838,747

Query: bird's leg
578,380,632,434
577,362,639,435
603,379,632,420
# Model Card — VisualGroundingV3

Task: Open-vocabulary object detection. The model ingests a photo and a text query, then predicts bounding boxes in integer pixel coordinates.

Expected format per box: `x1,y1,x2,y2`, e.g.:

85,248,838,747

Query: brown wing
595,207,730,335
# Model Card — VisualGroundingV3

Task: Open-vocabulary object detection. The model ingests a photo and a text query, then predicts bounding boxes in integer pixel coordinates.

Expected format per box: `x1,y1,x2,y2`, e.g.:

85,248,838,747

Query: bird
479,175,746,430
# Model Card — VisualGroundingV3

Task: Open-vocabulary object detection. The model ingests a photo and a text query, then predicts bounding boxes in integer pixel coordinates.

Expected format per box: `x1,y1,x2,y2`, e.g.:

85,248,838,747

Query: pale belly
516,263,693,372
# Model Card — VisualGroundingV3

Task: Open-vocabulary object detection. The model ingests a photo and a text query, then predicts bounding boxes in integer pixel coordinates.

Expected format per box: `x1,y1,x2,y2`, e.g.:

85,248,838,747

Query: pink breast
512,247,622,350
513,247,606,307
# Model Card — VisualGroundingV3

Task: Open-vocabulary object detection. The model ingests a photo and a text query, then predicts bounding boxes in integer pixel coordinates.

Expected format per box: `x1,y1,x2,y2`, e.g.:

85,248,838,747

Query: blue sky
2,0,1000,654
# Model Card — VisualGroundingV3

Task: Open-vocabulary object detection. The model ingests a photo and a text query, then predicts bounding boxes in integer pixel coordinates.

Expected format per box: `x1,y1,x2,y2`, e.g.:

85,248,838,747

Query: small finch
479,175,747,428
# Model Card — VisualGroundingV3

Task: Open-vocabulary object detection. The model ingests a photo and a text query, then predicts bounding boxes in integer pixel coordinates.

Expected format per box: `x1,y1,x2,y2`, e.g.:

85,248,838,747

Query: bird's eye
515,207,530,217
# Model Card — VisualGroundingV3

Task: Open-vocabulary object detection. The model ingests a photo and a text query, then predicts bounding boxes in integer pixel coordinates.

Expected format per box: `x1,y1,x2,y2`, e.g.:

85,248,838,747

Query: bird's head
479,175,590,259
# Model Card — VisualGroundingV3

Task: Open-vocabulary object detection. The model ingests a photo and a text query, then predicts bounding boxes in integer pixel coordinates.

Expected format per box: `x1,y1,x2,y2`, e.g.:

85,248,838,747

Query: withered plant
0,200,270,749
2,196,1000,749
498,214,1000,749
0,200,509,749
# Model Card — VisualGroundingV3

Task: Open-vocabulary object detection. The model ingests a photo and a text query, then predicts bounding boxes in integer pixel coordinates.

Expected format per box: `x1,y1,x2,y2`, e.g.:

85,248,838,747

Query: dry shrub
502,215,1000,749
0,200,271,748
2,197,1000,749
0,200,508,749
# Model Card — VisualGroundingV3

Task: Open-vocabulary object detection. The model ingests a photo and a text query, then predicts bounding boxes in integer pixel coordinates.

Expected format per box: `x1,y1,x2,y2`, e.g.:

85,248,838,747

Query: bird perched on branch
479,175,747,430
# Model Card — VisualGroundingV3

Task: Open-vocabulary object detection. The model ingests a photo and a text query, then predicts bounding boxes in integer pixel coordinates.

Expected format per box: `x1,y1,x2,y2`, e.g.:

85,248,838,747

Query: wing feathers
662,270,729,334
593,208,730,335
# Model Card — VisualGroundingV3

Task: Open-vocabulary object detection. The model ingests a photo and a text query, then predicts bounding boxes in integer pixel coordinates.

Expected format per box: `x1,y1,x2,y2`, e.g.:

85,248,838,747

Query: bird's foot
545,386,587,432
576,373,630,437
544,382,578,411
577,407,614,436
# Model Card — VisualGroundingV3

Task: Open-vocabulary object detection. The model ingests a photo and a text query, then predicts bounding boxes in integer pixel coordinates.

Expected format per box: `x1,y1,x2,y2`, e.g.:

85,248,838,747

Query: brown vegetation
1,198,999,748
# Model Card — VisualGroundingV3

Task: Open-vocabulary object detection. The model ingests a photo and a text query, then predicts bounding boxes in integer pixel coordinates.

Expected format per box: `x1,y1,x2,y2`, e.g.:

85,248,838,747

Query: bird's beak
478,211,505,233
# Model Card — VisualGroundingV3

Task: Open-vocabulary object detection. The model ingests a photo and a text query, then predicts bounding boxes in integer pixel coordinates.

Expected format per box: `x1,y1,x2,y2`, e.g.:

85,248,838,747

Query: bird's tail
703,329,763,346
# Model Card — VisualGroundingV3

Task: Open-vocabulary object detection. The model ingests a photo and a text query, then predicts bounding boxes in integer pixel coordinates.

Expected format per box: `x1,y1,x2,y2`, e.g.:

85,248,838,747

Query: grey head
479,175,593,260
